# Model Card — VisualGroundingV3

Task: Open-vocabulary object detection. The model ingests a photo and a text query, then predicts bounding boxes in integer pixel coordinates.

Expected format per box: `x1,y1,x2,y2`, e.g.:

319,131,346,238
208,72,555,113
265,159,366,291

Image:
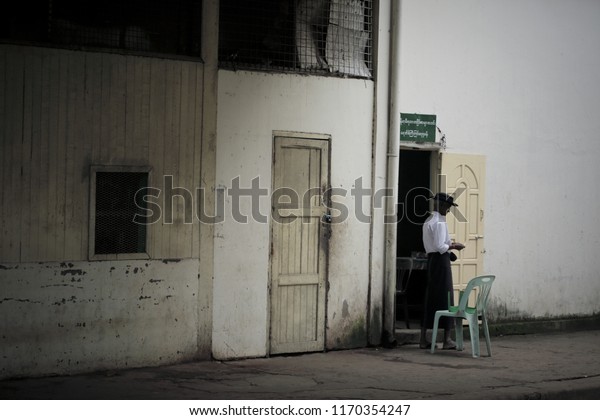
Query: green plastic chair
430,275,496,358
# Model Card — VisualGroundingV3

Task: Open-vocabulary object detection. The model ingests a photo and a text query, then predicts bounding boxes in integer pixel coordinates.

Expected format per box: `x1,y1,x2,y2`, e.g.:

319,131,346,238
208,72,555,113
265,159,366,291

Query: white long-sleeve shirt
422,211,451,254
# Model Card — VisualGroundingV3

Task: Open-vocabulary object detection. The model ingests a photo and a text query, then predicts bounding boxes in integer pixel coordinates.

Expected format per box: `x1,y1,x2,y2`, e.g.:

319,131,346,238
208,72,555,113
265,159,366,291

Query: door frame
396,146,486,323
268,130,332,355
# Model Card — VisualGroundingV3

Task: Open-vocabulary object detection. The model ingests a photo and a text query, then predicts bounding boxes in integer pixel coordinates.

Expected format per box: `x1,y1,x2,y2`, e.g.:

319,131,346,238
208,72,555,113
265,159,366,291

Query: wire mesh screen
95,172,148,255
219,0,373,78
3,0,202,57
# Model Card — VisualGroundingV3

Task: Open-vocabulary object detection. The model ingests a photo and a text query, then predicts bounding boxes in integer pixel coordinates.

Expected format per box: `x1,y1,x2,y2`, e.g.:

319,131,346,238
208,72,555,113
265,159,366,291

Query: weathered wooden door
439,153,486,295
270,135,330,354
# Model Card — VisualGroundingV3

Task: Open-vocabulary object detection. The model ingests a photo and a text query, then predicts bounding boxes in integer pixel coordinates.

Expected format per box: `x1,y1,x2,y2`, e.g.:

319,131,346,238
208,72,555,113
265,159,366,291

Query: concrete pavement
1,329,600,400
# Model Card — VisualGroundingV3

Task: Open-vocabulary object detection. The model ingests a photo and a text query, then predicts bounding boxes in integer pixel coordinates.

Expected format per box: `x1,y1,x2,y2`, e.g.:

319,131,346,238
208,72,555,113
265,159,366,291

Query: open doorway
396,149,434,329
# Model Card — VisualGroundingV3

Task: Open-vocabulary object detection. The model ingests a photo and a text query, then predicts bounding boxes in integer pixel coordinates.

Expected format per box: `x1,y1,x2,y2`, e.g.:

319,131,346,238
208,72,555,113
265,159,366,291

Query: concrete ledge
488,315,600,337
395,315,600,345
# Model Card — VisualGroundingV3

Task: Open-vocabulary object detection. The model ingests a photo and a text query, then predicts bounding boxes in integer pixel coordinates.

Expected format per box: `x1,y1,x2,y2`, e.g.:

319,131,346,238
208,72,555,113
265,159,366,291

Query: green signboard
400,113,437,142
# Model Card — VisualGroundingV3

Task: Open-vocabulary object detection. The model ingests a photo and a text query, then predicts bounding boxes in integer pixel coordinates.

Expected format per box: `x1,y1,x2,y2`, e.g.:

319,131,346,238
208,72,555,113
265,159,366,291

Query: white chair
430,275,496,358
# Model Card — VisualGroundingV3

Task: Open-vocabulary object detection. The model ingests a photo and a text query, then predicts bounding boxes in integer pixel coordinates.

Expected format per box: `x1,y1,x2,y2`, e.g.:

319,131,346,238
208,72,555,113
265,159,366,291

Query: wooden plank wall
0,45,204,262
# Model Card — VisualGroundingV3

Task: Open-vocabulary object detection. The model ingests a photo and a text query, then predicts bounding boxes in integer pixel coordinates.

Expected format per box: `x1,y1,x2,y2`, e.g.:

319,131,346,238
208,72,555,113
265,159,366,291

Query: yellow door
270,135,330,354
439,153,486,296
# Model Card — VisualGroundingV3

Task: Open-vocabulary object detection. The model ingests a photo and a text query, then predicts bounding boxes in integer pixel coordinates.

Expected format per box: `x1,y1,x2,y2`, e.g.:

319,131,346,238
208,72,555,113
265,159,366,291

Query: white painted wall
213,70,374,359
0,259,200,379
399,0,600,318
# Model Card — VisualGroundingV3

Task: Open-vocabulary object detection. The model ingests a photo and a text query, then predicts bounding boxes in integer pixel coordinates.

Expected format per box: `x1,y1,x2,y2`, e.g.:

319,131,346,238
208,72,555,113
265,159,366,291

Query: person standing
420,193,465,349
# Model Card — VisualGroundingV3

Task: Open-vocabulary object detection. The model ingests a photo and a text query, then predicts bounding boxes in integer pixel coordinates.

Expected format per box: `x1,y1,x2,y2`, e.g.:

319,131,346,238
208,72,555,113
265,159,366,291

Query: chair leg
431,313,441,354
468,318,480,358
402,295,410,329
482,314,492,357
454,318,464,351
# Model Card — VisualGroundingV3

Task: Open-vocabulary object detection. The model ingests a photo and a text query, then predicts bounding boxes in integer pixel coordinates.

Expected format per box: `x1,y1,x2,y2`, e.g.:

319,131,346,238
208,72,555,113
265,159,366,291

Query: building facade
1,0,599,379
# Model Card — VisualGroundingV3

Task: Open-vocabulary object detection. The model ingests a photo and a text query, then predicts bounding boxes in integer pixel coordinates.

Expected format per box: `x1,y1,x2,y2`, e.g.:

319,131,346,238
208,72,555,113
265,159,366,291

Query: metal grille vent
219,0,373,78
95,172,148,255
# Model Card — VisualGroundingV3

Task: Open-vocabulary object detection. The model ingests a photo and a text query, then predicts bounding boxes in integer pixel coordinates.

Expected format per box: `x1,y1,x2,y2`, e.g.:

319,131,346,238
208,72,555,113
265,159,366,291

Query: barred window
219,0,373,79
90,167,150,259
2,0,202,57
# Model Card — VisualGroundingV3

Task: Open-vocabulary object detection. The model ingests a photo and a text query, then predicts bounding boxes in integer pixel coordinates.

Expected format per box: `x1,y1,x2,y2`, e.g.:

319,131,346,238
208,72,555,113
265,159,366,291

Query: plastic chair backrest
457,275,496,315
396,258,413,293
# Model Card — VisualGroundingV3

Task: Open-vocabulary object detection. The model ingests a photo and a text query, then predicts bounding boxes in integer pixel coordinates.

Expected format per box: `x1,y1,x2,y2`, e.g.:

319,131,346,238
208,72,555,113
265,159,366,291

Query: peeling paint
40,284,83,289
53,296,77,306
0,298,43,304
60,269,85,276
1,257,204,379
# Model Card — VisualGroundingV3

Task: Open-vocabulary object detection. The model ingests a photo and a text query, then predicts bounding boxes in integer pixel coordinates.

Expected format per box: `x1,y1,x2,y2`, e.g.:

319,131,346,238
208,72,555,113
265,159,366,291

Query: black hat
432,192,458,207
